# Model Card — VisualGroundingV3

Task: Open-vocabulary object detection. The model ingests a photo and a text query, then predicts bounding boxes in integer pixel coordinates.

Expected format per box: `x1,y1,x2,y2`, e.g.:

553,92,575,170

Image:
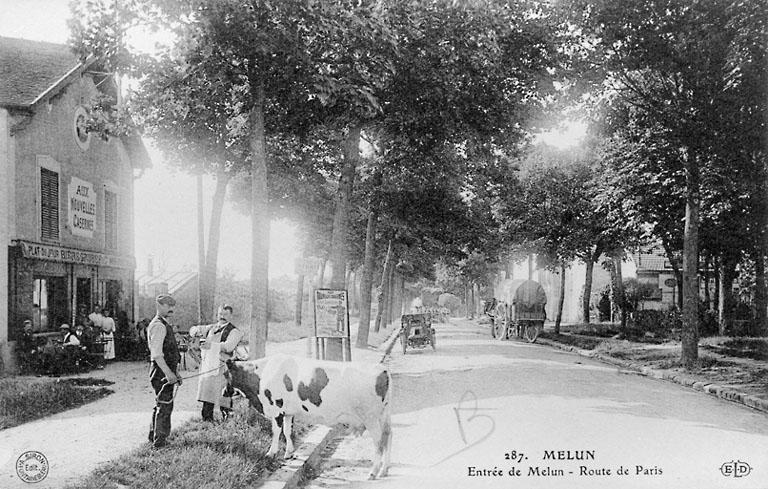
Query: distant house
630,249,678,309
0,36,150,371
135,262,199,332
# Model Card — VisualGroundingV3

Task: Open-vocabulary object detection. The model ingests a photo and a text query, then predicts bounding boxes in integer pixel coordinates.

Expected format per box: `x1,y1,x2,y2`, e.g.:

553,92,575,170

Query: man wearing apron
189,304,243,421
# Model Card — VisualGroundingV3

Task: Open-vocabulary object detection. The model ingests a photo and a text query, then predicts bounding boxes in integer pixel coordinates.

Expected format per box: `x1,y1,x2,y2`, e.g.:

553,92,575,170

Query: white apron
196,339,229,409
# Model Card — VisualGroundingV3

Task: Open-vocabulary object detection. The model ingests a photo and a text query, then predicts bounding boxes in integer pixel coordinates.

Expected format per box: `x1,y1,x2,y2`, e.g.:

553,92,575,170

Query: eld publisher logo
720,460,752,478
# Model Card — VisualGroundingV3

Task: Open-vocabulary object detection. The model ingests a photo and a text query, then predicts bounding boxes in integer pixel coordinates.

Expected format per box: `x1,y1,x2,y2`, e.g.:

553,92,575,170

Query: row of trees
69,0,560,358
70,0,766,369
496,0,767,368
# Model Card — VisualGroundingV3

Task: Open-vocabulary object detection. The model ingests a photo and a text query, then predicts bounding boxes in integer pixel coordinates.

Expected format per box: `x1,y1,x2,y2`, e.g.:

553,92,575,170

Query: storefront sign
17,241,134,269
68,177,96,238
314,288,350,338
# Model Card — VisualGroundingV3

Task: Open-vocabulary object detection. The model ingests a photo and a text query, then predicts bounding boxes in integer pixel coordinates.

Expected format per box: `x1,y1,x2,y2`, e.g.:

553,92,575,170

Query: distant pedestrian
189,304,243,422
146,295,181,449
101,308,116,361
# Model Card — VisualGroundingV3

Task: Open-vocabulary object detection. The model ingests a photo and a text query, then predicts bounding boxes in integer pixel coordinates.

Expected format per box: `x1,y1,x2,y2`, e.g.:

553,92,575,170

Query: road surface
304,318,768,489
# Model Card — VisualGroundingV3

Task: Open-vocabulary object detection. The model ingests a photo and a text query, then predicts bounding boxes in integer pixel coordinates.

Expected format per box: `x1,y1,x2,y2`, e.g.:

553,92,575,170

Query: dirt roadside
529,326,768,412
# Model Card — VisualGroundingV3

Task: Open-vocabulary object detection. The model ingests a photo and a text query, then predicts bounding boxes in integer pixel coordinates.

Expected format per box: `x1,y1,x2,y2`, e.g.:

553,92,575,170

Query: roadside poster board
313,288,350,337
313,288,351,361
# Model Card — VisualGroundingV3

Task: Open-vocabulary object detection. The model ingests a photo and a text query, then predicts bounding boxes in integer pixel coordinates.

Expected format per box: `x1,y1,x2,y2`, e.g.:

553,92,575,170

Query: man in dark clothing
146,294,182,449
16,320,38,374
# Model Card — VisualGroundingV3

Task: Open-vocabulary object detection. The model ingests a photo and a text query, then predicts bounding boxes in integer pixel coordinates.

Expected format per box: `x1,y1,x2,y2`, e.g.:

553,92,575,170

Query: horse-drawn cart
400,313,436,354
491,279,547,343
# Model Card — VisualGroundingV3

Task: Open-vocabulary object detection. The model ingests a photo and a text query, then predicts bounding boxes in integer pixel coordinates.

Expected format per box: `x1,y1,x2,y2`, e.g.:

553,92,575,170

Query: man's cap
59,324,70,330
23,319,32,325
220,303,233,311
156,294,176,306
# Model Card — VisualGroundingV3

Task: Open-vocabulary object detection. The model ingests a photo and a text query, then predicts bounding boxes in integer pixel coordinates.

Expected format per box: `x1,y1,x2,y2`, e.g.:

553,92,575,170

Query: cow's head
225,359,264,414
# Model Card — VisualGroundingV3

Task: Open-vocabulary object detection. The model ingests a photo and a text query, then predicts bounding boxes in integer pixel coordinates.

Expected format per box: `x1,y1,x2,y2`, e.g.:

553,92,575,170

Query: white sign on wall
68,177,96,238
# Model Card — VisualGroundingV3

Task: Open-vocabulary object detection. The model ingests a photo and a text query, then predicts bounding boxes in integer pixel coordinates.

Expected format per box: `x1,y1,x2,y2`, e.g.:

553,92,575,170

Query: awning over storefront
14,240,135,270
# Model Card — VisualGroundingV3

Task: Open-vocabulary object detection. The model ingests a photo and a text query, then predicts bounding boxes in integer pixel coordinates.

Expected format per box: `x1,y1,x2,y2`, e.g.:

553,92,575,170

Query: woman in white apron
189,304,244,421
101,309,116,360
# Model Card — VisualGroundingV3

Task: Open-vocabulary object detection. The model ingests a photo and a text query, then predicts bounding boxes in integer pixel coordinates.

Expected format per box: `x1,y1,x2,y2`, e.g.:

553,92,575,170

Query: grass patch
596,343,731,370
702,337,768,361
66,404,307,489
540,332,603,350
0,377,113,430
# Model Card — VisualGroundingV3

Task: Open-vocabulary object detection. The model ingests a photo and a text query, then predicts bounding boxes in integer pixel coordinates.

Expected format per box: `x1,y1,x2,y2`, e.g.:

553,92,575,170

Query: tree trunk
703,255,711,310
385,263,397,327
200,170,229,324
294,272,305,328
752,247,767,336
713,256,720,313
329,125,360,289
196,174,206,323
555,264,566,334
356,207,379,347
681,155,700,369
317,257,327,289
348,268,358,315
248,84,269,360
611,255,627,332
386,270,397,327
294,238,310,329
469,283,476,319
374,240,393,333
718,257,738,336
583,257,595,324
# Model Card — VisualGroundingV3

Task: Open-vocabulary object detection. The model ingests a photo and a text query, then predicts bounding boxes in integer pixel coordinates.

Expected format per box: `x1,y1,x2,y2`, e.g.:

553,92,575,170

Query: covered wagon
492,279,547,343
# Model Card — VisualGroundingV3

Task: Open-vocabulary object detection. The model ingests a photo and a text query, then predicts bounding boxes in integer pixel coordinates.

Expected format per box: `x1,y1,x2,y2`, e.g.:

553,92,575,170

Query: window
40,167,59,241
105,190,118,251
33,278,48,330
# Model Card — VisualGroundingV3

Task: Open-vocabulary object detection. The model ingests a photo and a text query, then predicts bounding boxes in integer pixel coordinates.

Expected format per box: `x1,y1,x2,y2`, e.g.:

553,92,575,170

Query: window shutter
105,190,117,250
40,168,59,241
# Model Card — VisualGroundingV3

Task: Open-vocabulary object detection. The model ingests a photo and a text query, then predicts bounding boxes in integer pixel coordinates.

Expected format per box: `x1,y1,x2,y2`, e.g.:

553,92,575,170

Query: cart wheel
431,329,436,350
524,324,540,343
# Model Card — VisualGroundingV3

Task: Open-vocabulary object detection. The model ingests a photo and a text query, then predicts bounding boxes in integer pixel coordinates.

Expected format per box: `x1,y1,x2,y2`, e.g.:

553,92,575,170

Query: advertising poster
313,288,350,338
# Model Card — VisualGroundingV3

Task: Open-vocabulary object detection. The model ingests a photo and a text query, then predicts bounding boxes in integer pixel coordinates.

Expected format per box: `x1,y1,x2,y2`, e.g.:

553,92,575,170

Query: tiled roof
631,250,673,272
0,36,81,108
136,271,198,296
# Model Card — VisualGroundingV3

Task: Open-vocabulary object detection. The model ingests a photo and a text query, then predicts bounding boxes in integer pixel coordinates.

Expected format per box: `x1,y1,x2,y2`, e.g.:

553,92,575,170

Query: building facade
0,37,149,371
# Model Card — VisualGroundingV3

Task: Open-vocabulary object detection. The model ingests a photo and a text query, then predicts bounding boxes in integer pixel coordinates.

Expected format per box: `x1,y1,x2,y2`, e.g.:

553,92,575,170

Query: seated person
54,324,86,374
75,323,104,369
16,320,39,374
61,324,80,346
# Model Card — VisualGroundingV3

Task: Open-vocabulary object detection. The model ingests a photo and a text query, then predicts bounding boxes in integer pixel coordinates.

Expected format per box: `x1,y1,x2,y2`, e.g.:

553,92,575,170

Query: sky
0,0,298,280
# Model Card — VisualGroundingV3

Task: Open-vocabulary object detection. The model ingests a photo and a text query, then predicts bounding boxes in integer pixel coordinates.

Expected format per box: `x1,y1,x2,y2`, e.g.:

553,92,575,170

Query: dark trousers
149,365,175,445
201,384,235,421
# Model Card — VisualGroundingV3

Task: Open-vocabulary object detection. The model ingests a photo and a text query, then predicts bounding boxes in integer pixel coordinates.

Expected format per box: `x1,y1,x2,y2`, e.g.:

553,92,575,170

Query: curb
260,425,337,489
536,337,768,415
269,326,402,489
379,325,404,362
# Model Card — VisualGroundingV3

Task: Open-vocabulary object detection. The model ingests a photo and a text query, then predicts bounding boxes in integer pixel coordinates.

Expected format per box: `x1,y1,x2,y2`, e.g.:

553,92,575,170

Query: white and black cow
225,353,392,479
